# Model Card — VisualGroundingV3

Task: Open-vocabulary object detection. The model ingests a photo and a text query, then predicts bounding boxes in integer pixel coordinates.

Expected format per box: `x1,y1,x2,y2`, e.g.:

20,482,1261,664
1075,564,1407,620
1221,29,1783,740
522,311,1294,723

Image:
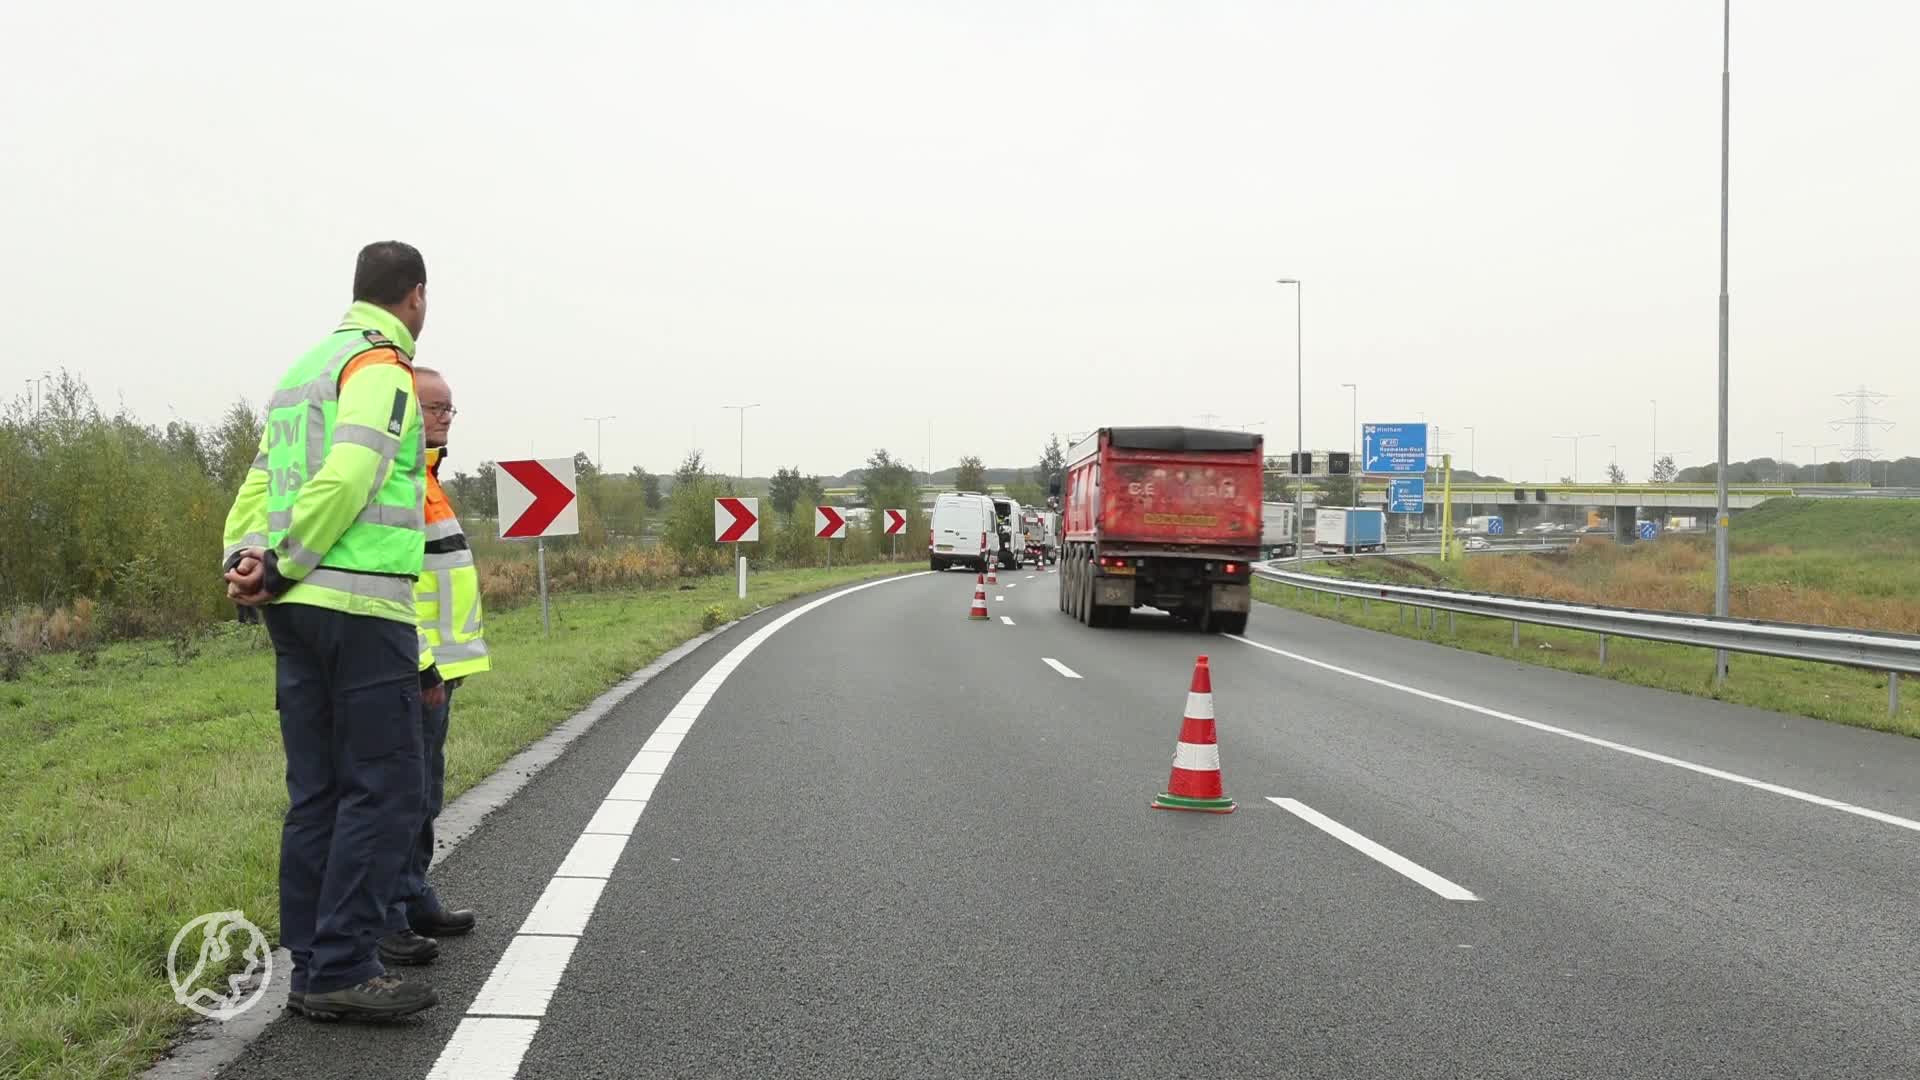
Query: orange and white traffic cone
1151,656,1235,813
968,573,990,621
986,561,998,585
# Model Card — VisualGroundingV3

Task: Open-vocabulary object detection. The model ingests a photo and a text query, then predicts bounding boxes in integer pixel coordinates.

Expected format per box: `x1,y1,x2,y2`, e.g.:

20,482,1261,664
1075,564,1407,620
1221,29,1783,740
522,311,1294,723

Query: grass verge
0,562,914,1080
1251,576,1920,739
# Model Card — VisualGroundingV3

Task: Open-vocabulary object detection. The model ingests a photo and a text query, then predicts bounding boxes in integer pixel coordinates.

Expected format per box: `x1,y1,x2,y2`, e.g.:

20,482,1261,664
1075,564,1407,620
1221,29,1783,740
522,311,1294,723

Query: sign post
714,497,761,600
815,506,847,569
884,508,907,562
495,458,581,634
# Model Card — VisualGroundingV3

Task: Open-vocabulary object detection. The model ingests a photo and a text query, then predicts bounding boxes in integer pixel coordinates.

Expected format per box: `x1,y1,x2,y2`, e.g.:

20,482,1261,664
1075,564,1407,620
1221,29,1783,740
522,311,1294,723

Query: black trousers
263,603,423,994
389,683,454,929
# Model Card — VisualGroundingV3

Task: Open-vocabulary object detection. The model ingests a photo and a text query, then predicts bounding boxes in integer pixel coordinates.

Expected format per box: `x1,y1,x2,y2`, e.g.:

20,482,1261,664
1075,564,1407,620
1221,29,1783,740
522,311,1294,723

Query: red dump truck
1054,427,1264,632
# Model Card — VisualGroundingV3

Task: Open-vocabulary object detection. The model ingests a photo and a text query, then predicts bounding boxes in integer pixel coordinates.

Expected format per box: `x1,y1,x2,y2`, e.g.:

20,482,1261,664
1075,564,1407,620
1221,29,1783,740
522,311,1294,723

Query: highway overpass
1345,482,1872,542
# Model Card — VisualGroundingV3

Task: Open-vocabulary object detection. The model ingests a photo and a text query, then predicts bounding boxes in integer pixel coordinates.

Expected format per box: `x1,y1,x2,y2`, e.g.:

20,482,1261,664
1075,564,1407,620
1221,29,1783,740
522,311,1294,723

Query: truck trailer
1313,507,1386,553
1057,427,1263,633
1261,502,1299,559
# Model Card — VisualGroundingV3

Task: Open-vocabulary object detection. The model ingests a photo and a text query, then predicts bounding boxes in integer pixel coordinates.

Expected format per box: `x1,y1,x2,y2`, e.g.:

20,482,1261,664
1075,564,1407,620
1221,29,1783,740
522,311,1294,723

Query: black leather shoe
411,907,476,938
300,973,438,1022
378,929,439,966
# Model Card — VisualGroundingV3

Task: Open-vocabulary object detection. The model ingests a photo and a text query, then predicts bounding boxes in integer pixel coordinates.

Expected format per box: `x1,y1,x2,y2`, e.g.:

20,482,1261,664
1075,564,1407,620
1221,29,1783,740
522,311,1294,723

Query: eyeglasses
423,404,458,417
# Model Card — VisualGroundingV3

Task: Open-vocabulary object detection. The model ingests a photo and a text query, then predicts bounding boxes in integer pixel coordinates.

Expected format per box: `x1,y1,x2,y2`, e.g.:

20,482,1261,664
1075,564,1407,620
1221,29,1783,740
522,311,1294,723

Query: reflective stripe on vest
261,327,426,622
417,467,490,679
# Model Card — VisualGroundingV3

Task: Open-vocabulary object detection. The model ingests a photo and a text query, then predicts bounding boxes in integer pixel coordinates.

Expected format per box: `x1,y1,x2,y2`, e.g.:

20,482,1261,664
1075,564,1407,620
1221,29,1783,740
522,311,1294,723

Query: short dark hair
352,241,427,306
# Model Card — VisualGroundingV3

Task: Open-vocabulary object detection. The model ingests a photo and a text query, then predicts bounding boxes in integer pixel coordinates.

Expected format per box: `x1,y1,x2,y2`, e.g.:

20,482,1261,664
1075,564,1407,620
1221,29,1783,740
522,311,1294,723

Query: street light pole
1795,443,1835,481
1340,382,1358,475
1712,0,1732,685
1278,279,1303,562
1650,398,1658,470
1553,433,1598,484
583,415,616,471
721,404,761,480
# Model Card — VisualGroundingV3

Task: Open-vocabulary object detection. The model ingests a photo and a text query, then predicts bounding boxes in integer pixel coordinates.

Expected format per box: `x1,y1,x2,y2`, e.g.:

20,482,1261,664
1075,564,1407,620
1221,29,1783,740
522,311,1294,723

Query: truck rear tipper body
1057,427,1263,633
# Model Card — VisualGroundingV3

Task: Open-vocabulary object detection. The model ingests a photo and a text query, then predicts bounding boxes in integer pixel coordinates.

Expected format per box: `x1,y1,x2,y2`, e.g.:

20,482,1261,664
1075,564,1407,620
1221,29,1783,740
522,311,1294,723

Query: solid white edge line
625,750,673,775
426,1018,541,1080
518,876,608,936
466,934,581,1017
581,798,647,836
426,570,934,1080
1001,616,1016,626
1042,657,1083,679
554,833,630,879
606,772,661,802
1268,797,1480,901
1230,634,1920,835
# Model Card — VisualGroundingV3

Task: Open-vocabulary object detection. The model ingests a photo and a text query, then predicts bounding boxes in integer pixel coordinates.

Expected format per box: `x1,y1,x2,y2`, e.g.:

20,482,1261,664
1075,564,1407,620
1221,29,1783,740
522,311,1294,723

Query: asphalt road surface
218,568,1920,1079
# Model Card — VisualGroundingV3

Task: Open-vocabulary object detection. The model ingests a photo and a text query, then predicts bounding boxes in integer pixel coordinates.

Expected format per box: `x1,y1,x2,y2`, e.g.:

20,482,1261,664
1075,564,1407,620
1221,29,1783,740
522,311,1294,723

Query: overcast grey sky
4,1,1915,482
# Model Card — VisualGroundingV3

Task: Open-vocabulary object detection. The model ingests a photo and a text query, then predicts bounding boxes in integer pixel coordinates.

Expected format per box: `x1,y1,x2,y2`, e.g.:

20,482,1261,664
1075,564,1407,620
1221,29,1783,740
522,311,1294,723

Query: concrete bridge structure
1353,482,1871,543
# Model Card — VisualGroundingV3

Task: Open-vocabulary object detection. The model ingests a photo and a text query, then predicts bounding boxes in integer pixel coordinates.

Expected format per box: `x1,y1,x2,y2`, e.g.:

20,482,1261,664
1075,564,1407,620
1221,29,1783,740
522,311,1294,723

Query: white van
989,496,1023,569
930,493,996,571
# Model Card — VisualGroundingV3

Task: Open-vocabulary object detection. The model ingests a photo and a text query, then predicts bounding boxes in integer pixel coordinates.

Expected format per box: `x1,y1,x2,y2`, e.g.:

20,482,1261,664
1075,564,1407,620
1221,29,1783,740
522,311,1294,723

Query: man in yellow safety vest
222,241,441,1022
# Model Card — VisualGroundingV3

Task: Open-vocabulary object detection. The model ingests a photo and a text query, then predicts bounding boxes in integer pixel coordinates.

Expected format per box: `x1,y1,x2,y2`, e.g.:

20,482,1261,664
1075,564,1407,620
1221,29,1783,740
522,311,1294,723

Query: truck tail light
1099,556,1127,568
1225,562,1240,575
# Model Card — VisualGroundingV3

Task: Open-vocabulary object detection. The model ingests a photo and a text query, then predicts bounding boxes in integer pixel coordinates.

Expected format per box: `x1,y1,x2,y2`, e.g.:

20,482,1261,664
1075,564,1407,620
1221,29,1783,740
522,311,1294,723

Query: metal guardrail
1254,565,1919,713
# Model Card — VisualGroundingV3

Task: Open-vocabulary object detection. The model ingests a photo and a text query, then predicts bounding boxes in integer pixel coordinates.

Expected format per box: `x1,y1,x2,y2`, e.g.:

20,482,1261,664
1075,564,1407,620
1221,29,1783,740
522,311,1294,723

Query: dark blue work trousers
389,683,454,929
263,602,424,995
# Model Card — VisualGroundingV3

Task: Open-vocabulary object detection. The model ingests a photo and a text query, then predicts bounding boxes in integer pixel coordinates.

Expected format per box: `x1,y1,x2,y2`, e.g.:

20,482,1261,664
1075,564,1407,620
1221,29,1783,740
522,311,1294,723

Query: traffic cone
986,561,998,585
968,574,990,620
1151,656,1235,813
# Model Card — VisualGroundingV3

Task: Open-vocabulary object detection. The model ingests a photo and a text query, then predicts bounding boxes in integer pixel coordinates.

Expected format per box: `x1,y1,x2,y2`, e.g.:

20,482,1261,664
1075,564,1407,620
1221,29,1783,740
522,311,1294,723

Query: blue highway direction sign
1362,423,1428,474
1387,477,1426,513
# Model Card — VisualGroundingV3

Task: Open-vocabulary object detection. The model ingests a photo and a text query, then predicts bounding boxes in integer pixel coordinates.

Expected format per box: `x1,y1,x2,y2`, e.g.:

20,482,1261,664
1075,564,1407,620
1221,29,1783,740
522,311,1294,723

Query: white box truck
1261,502,1298,559
1314,507,1387,553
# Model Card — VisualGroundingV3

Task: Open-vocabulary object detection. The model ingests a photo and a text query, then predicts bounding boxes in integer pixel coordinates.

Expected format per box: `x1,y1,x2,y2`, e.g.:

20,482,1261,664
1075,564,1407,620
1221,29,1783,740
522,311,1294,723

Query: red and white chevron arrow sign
883,508,907,535
814,505,847,539
496,458,579,539
713,497,760,543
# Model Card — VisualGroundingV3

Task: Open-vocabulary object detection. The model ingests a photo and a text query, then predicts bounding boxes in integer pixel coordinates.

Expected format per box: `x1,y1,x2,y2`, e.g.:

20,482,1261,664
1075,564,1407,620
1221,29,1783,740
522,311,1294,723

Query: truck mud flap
1094,578,1136,607
1209,584,1251,613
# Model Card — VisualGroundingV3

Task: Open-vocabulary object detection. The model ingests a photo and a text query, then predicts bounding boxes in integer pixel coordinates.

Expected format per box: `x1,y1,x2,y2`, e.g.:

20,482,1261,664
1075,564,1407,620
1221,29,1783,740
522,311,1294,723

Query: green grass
0,562,913,1080
1731,497,1920,549
1252,576,1920,740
